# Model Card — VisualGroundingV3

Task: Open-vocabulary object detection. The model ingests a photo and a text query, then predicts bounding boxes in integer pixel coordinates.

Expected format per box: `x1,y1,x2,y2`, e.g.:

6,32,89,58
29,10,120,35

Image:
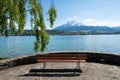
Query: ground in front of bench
0,62,120,80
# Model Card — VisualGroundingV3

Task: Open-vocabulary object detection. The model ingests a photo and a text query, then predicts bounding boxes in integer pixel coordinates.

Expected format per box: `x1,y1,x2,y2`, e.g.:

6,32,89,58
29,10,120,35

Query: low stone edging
0,52,120,70
86,52,120,66
0,55,37,70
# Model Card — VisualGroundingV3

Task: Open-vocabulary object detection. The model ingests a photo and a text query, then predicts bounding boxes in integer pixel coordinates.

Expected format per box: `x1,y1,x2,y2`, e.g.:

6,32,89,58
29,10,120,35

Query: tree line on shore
0,30,120,36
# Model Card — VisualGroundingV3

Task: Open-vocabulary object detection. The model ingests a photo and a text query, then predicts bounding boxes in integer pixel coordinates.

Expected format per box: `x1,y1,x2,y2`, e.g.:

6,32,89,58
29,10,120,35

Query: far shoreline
0,29,120,36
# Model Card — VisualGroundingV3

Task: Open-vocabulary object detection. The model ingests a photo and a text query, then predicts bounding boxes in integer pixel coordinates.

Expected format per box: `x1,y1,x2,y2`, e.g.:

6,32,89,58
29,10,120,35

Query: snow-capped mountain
53,21,120,33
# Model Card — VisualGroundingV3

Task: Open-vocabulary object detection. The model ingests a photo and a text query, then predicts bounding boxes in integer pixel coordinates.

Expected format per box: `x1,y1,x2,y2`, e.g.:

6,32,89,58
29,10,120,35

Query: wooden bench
35,53,87,69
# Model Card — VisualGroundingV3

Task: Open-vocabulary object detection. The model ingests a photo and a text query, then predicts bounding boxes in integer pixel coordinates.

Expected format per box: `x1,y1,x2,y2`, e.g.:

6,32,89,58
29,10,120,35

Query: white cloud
66,16,120,27
82,19,120,27
82,19,106,26
66,16,79,22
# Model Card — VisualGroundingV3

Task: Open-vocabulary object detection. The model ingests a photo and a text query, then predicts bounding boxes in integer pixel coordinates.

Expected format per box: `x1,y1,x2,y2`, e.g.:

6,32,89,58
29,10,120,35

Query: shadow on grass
20,69,82,77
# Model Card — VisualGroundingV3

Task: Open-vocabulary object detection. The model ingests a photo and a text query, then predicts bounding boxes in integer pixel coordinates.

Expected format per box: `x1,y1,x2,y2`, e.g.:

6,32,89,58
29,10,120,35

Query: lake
0,35,120,58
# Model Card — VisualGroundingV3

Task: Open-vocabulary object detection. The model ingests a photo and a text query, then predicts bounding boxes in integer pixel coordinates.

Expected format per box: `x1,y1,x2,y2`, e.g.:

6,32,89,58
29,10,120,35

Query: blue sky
26,0,120,29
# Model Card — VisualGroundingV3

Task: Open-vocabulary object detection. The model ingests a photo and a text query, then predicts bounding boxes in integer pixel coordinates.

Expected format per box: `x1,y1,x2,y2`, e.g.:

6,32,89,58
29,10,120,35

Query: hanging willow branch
48,6,57,28
0,0,57,52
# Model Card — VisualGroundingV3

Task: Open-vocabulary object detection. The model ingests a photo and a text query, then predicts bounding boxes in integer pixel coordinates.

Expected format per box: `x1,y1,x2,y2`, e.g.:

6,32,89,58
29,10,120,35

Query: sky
26,0,120,29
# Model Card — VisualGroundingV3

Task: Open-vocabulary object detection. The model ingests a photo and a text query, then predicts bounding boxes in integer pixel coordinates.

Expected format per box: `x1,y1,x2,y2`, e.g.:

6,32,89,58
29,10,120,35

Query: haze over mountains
53,21,120,34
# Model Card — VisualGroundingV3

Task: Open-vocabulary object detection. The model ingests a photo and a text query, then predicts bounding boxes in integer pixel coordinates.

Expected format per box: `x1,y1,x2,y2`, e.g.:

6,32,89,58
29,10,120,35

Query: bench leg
76,62,80,69
76,62,82,72
43,62,46,69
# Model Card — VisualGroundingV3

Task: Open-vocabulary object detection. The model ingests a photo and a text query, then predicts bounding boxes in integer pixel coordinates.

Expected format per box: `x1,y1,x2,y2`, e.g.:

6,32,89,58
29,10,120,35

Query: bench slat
36,54,87,57
37,59,86,62
36,57,87,60
35,53,87,63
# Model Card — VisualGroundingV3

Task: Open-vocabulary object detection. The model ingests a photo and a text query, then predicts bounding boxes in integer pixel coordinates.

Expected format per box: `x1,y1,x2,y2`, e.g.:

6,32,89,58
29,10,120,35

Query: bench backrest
36,53,87,60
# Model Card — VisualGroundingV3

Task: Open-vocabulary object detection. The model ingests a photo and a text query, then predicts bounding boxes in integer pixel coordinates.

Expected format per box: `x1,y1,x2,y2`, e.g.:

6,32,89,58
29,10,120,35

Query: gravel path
0,62,120,80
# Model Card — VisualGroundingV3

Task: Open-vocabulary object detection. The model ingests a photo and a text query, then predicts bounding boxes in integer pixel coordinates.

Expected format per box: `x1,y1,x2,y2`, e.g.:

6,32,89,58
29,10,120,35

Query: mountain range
53,21,120,34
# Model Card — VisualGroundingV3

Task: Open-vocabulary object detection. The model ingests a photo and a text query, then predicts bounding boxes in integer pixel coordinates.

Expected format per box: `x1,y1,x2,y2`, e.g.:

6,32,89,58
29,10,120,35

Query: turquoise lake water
0,35,120,57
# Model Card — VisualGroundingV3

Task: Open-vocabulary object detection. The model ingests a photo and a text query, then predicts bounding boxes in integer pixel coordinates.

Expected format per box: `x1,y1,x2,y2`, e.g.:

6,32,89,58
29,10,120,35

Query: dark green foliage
0,0,57,52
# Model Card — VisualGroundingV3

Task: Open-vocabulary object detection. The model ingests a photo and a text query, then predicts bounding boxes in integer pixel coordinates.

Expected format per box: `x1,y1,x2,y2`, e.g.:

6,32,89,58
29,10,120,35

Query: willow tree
0,0,57,52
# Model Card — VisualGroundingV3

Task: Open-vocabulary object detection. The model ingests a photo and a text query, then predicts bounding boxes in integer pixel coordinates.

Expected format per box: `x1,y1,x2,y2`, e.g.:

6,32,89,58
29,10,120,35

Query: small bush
0,57,7,60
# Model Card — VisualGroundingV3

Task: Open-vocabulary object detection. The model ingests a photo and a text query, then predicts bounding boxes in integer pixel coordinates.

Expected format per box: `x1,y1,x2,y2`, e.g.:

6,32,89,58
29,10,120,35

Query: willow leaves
0,0,57,52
